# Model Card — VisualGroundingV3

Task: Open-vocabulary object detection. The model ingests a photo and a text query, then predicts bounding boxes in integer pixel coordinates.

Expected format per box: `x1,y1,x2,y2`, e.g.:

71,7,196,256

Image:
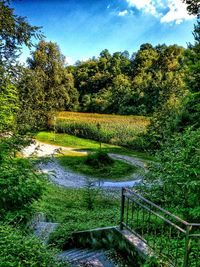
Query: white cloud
126,0,156,15
160,0,195,24
64,56,74,65
118,10,128,16
125,0,195,24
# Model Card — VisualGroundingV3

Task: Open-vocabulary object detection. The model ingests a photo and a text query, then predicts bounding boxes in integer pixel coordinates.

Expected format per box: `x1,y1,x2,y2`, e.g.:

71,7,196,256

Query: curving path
22,141,147,189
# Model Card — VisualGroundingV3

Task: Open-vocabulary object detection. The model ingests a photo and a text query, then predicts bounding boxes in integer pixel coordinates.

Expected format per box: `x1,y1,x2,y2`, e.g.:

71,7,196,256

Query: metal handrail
120,187,200,267
124,188,190,225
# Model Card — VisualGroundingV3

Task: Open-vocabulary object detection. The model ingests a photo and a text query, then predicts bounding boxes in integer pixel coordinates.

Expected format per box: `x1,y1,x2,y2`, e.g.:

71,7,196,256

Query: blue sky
12,0,197,65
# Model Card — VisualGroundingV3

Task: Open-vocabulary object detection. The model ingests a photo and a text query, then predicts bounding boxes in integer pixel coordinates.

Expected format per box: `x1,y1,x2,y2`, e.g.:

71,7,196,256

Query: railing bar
189,234,200,237
131,202,134,220
121,189,200,267
126,197,186,233
146,209,150,237
136,203,139,229
123,188,189,225
142,206,145,238
126,198,129,226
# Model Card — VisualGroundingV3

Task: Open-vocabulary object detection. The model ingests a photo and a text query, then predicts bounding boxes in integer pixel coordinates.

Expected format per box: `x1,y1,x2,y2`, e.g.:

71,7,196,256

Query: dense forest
0,0,199,266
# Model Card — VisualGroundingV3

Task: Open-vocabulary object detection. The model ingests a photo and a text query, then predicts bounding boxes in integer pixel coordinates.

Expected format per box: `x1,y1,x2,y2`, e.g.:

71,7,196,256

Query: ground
22,140,148,188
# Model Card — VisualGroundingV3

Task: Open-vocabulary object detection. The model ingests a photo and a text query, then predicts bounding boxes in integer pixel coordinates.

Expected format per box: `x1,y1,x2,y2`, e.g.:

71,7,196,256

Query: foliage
182,0,200,17
0,137,44,222
182,21,200,129
0,0,42,133
17,41,79,132
69,44,186,116
0,82,19,132
16,68,49,132
28,40,79,111
34,184,120,248
82,179,98,210
143,128,200,221
142,257,159,267
0,0,43,68
85,151,114,167
0,224,61,267
141,94,186,151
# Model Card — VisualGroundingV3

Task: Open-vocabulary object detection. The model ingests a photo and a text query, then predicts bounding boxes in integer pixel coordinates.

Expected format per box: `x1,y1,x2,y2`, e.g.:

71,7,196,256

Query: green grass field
35,131,153,161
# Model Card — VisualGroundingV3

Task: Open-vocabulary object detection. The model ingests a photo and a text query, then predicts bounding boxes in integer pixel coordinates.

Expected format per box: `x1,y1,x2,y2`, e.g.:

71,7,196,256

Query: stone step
58,248,116,267
34,222,59,244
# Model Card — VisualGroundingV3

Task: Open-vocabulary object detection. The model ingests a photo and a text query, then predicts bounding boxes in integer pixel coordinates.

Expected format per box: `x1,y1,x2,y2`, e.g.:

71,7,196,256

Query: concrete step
58,248,116,267
34,222,59,244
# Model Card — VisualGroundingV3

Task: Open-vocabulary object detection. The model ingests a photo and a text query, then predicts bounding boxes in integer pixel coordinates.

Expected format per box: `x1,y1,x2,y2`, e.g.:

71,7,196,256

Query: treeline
71,44,186,115
17,42,187,125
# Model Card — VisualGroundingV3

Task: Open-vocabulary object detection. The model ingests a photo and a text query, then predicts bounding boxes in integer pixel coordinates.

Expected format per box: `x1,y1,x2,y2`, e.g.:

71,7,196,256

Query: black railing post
120,187,125,230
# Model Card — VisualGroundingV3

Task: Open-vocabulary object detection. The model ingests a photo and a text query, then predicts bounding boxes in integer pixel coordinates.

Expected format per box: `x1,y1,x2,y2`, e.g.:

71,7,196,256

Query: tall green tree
0,0,43,68
182,0,200,17
28,40,78,111
17,41,79,131
0,0,43,132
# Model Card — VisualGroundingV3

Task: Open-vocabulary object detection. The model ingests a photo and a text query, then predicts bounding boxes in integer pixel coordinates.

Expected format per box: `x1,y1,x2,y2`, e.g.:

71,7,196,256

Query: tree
182,0,200,17
109,74,132,113
27,40,77,110
17,41,79,131
0,82,19,132
0,0,43,68
144,128,200,221
0,0,42,133
179,21,200,129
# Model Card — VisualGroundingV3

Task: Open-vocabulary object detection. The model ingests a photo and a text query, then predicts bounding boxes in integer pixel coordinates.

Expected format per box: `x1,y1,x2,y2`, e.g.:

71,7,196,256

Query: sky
12,0,197,65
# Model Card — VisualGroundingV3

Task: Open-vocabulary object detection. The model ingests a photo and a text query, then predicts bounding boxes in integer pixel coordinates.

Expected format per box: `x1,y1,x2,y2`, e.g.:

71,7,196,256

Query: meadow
50,111,150,147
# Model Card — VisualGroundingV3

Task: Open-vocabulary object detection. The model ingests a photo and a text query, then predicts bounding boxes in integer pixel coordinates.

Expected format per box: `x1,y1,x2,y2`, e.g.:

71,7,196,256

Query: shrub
143,127,200,221
0,137,45,223
85,151,114,167
0,224,61,267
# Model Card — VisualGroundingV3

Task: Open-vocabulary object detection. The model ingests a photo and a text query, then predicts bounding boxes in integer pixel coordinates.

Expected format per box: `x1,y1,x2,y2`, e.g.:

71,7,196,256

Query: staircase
58,248,119,267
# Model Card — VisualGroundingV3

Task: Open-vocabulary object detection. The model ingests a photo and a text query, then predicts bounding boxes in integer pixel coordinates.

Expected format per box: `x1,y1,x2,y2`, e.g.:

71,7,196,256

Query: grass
35,131,116,150
34,183,120,248
35,131,153,161
49,111,150,148
57,152,138,181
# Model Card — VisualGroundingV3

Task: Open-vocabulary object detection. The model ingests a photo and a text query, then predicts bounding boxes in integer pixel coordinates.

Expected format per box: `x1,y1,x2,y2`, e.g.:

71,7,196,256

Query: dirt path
22,141,147,189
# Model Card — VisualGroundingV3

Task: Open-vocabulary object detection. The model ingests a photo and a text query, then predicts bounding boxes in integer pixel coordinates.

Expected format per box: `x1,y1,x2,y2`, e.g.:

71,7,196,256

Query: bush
85,151,114,167
0,224,61,267
143,127,200,221
0,137,45,223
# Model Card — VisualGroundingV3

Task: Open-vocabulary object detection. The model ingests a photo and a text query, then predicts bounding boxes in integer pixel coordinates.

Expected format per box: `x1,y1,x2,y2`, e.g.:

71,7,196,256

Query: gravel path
22,141,147,189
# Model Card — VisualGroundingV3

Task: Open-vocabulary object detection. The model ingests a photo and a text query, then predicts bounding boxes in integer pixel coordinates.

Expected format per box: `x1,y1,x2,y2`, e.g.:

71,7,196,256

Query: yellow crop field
51,111,150,147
